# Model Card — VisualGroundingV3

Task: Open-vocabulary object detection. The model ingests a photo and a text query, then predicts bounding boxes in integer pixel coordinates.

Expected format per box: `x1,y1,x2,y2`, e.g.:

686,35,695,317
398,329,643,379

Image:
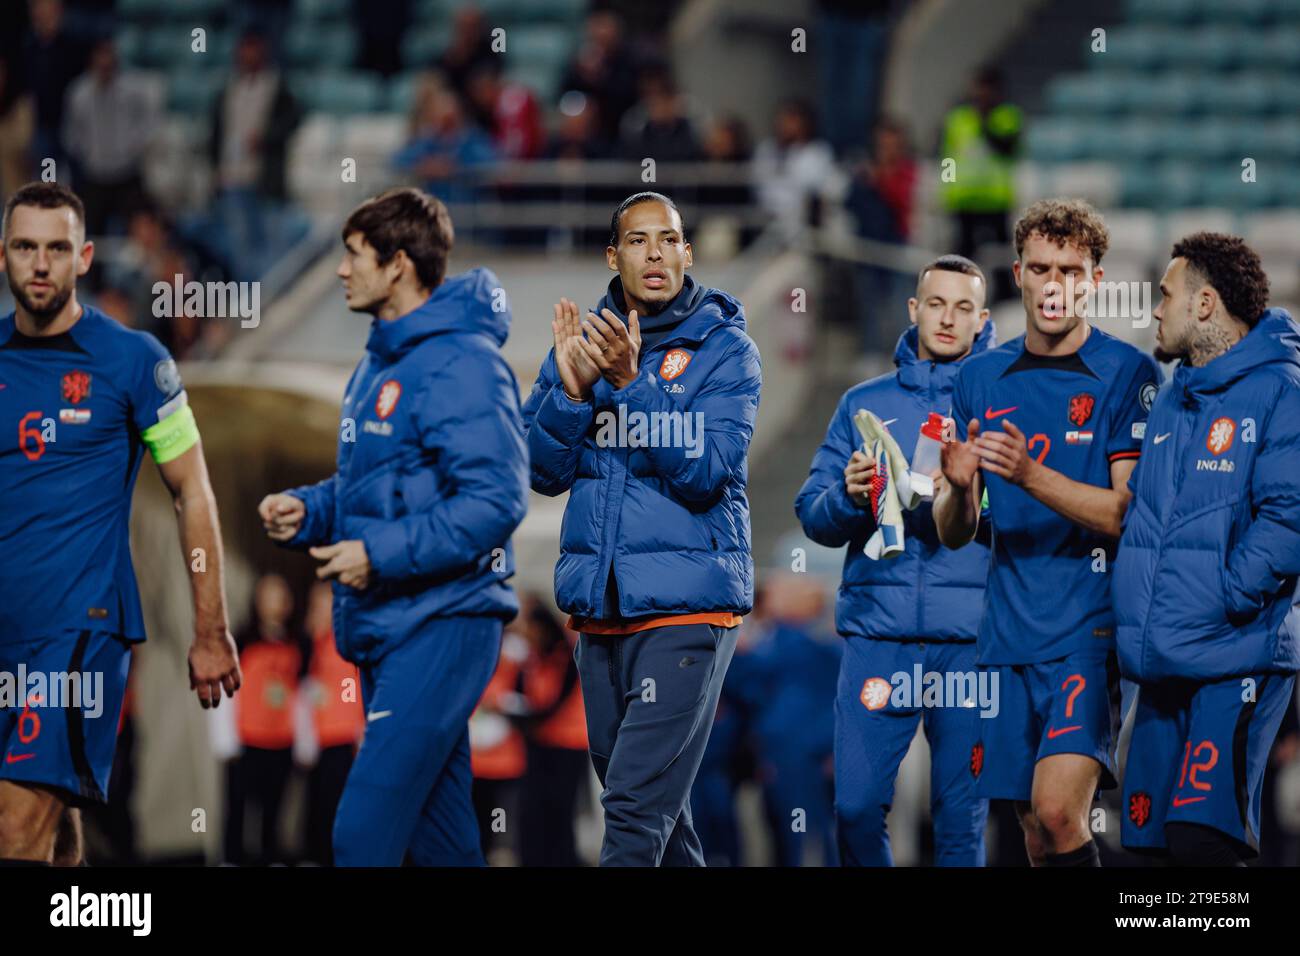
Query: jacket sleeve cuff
829,480,871,525
285,489,324,549
535,382,595,445
360,521,410,581
610,367,660,408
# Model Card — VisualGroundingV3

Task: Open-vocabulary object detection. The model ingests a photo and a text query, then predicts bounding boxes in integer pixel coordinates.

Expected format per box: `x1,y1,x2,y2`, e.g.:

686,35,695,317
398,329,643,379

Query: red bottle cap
921,412,945,441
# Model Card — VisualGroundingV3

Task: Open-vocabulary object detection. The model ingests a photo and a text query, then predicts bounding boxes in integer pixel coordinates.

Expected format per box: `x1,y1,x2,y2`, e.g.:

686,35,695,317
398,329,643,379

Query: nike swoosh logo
1046,725,1082,739
1153,433,1171,444
5,752,35,764
366,710,392,722
1171,795,1207,807
985,406,1018,419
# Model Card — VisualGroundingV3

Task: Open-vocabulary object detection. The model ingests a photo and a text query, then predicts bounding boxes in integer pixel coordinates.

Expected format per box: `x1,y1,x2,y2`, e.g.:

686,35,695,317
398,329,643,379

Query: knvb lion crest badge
61,370,92,404
658,349,692,381
1068,392,1095,427
375,380,402,419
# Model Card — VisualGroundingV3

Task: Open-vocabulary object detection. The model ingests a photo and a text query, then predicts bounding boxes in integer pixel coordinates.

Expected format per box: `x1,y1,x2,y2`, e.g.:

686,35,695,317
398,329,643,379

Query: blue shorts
1121,672,1296,856
835,637,989,866
976,645,1121,801
0,631,132,806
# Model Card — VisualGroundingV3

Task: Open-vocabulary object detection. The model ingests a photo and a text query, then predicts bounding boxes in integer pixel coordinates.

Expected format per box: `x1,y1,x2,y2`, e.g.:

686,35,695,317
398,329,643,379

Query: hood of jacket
1170,307,1300,407
893,317,997,393
365,267,508,362
595,273,745,352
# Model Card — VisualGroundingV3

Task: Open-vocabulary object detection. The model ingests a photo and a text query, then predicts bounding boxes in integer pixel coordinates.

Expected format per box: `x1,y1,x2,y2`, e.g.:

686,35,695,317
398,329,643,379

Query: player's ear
907,297,919,325
1011,259,1022,287
1197,284,1217,321
77,240,94,277
683,241,693,268
605,245,618,271
1092,264,1104,285
978,308,990,324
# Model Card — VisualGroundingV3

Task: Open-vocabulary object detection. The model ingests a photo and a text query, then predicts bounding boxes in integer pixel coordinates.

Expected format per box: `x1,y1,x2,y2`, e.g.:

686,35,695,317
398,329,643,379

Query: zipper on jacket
1136,403,1194,670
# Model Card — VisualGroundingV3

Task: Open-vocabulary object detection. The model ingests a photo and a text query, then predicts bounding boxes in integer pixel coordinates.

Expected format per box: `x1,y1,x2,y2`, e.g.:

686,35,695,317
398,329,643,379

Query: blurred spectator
352,0,412,77
753,99,848,242
231,0,292,58
103,203,205,357
544,93,611,161
62,38,160,236
727,575,840,866
470,623,529,863
698,115,753,206
207,29,302,281
815,0,891,157
846,117,918,351
0,55,35,203
92,285,135,328
694,586,769,867
225,573,303,866
939,67,1022,300
467,61,544,160
437,5,498,103
393,86,496,206
299,582,364,866
559,9,640,144
20,0,88,172
619,65,702,163
515,598,587,868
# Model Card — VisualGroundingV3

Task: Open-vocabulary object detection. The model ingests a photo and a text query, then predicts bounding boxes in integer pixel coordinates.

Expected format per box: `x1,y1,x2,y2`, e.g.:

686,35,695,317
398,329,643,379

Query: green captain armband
141,404,200,463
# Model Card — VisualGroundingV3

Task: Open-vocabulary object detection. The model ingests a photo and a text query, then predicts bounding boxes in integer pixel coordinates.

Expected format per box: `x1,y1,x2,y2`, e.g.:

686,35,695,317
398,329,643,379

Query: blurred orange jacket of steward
471,649,527,779
527,638,587,752
310,628,365,748
236,640,300,750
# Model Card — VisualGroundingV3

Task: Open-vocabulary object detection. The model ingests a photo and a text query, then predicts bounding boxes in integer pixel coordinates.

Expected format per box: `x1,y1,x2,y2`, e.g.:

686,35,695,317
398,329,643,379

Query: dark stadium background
2,0,1297,866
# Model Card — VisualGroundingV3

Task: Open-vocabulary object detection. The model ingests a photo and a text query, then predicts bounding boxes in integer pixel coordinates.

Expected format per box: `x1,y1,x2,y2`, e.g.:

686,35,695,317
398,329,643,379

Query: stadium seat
295,0,351,21
1025,122,1088,163
1244,210,1300,256
1124,71,1196,115
505,26,572,70
1045,74,1129,115
1163,27,1244,71
1101,209,1161,266
285,25,357,69
167,69,224,115
1196,72,1273,116
1097,25,1172,71
1125,0,1198,25
1162,208,1238,249
1257,31,1300,71
401,26,453,69
1047,162,1124,208
1199,167,1278,208
1193,0,1272,24
292,72,385,115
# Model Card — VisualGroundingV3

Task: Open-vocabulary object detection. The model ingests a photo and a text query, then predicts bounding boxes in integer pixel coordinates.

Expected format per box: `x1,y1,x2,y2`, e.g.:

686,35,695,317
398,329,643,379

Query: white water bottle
909,413,946,499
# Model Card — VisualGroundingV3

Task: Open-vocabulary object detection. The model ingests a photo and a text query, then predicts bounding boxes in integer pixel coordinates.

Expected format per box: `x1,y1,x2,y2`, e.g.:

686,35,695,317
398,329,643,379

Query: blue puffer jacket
1114,308,1300,683
795,322,995,642
284,269,528,663
522,275,761,618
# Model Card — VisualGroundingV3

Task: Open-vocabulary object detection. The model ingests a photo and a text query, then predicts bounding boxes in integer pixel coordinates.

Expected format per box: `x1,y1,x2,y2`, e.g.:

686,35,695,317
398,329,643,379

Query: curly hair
1170,232,1270,327
1013,198,1109,266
